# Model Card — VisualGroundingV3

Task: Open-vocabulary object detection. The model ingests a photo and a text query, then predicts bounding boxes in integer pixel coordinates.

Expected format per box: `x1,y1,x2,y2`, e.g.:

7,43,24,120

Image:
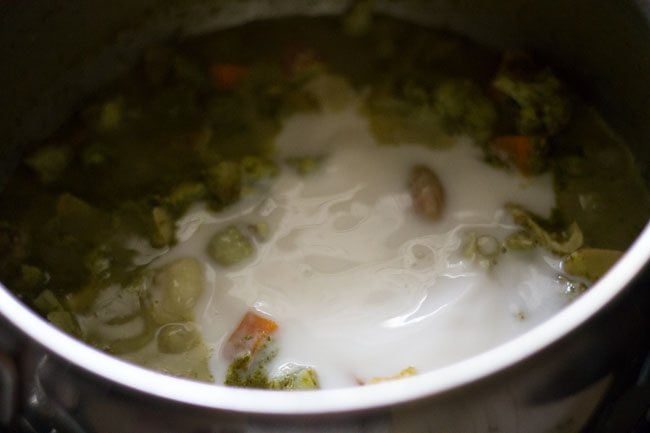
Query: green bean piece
157,322,201,354
207,225,255,267
562,248,624,282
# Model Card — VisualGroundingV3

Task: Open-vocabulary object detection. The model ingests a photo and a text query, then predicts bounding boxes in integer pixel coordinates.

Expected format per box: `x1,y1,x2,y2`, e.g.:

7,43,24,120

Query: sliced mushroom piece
408,165,445,221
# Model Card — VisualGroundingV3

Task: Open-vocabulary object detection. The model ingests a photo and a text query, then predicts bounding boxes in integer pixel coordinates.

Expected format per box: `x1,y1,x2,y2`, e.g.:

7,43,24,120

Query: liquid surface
157,105,566,387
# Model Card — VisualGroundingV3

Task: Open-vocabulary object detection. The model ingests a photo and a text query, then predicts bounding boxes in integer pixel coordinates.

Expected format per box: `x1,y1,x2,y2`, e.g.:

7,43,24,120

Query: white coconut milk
158,104,569,388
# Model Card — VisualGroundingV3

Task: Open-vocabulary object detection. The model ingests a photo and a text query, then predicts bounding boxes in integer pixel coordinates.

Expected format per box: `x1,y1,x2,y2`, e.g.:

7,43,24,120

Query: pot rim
1,222,649,414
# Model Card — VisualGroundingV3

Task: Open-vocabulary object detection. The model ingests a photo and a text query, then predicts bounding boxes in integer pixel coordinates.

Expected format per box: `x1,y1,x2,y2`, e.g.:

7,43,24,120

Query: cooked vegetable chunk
165,182,208,215
0,15,647,390
207,225,255,267
490,135,548,175
205,161,242,206
225,349,275,389
151,206,175,247
493,56,572,136
210,64,249,91
562,248,623,282
408,165,445,221
270,365,320,390
223,310,278,361
432,79,497,142
157,322,201,354
149,258,204,325
464,233,501,269
506,203,583,255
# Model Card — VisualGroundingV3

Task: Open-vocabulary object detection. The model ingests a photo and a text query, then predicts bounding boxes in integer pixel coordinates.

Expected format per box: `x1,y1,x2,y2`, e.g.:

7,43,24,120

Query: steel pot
0,1,649,432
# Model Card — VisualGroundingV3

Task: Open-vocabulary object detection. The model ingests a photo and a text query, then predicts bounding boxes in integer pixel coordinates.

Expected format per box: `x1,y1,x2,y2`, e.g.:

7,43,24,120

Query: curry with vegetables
0,12,648,389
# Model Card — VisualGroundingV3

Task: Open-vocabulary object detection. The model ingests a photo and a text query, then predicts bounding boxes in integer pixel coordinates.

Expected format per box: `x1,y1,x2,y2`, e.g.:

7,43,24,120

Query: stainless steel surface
0,1,649,432
0,353,17,427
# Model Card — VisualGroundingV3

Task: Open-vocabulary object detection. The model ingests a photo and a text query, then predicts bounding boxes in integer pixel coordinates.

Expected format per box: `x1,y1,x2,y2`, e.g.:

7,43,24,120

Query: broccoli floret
432,79,497,142
493,66,572,136
225,344,277,389
225,341,320,390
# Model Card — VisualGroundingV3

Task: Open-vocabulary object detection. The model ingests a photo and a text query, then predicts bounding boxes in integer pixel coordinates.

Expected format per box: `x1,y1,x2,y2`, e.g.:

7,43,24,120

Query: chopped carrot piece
210,64,248,91
491,135,535,175
223,310,278,361
281,46,323,79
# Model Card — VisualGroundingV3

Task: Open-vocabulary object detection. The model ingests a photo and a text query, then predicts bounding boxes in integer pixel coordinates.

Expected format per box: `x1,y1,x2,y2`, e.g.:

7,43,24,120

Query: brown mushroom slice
408,165,445,221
